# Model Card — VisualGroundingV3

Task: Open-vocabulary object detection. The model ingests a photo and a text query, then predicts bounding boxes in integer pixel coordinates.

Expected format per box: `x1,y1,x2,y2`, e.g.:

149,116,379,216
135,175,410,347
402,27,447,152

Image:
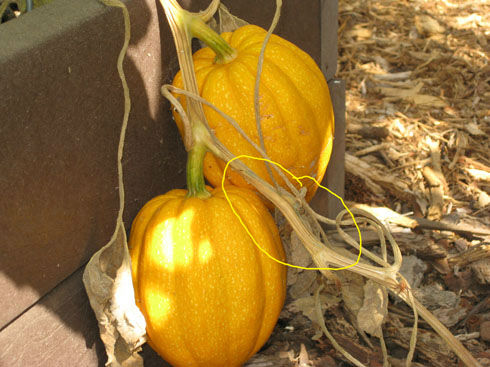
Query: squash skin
172,24,335,202
129,186,287,367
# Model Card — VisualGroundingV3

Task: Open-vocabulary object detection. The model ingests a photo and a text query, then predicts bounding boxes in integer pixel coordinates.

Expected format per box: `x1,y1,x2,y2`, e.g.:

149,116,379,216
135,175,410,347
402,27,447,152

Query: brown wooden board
310,79,346,219
0,0,343,364
0,265,174,366
321,0,339,80
0,0,188,330
218,0,322,65
0,267,106,366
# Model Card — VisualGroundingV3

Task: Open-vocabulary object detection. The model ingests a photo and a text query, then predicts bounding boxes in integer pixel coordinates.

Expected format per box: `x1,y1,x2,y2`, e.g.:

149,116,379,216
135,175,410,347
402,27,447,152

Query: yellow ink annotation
221,154,362,271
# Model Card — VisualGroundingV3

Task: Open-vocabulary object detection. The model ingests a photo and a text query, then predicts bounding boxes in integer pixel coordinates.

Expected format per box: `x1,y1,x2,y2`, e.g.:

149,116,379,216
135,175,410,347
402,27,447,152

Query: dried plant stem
163,85,301,200
404,285,418,367
379,334,389,367
98,0,130,244
253,0,283,190
314,285,366,367
160,0,211,151
84,2,147,366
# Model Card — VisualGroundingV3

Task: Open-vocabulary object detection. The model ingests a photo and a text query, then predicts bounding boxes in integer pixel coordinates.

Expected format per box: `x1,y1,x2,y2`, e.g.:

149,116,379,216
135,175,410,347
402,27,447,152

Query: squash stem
186,135,211,199
187,16,237,64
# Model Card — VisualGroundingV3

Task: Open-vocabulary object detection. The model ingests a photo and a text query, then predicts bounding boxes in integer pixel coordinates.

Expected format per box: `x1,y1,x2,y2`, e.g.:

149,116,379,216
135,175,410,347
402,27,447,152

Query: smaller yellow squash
172,24,335,203
129,186,287,367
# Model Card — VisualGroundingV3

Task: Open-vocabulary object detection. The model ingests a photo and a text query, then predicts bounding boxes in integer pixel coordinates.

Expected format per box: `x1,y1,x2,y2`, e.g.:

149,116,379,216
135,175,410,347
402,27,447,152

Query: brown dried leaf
289,231,314,269
289,270,318,299
83,224,147,367
287,293,341,328
339,271,365,316
357,280,388,337
412,284,459,310
285,230,315,295
217,3,248,33
399,255,428,288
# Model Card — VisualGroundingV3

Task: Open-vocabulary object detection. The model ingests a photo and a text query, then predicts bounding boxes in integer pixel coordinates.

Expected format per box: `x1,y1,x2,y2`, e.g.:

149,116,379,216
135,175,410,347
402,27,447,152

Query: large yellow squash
172,24,335,202
129,186,287,367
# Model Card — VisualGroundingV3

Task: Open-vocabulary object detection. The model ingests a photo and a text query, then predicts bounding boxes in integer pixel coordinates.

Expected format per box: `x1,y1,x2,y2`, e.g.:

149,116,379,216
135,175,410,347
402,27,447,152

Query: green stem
187,15,237,64
186,139,211,198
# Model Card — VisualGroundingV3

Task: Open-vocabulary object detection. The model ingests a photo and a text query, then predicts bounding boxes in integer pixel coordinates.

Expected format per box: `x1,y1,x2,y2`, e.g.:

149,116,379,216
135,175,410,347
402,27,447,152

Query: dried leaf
432,305,467,327
285,231,314,293
399,255,428,289
287,294,340,327
338,271,365,315
217,4,248,33
289,231,314,268
412,284,458,310
289,270,318,299
83,224,147,367
357,280,388,337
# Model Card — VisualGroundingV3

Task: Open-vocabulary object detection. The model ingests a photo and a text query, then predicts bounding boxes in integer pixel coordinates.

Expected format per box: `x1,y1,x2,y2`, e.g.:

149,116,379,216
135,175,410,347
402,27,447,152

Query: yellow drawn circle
221,154,362,271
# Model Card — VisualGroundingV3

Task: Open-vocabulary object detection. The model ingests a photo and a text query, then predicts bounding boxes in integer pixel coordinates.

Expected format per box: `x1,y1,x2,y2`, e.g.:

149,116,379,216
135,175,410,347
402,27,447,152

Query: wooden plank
0,266,170,366
321,0,339,80
310,79,346,219
317,0,344,219
0,268,105,366
0,0,187,330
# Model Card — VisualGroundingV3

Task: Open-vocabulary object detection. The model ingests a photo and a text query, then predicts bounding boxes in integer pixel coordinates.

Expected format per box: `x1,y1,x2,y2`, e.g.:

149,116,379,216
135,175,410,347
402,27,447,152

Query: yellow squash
129,186,287,367
172,24,335,202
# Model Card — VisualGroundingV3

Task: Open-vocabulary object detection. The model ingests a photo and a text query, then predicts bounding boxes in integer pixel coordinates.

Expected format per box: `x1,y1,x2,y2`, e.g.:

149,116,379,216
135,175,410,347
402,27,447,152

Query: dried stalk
314,285,366,367
253,0,282,190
